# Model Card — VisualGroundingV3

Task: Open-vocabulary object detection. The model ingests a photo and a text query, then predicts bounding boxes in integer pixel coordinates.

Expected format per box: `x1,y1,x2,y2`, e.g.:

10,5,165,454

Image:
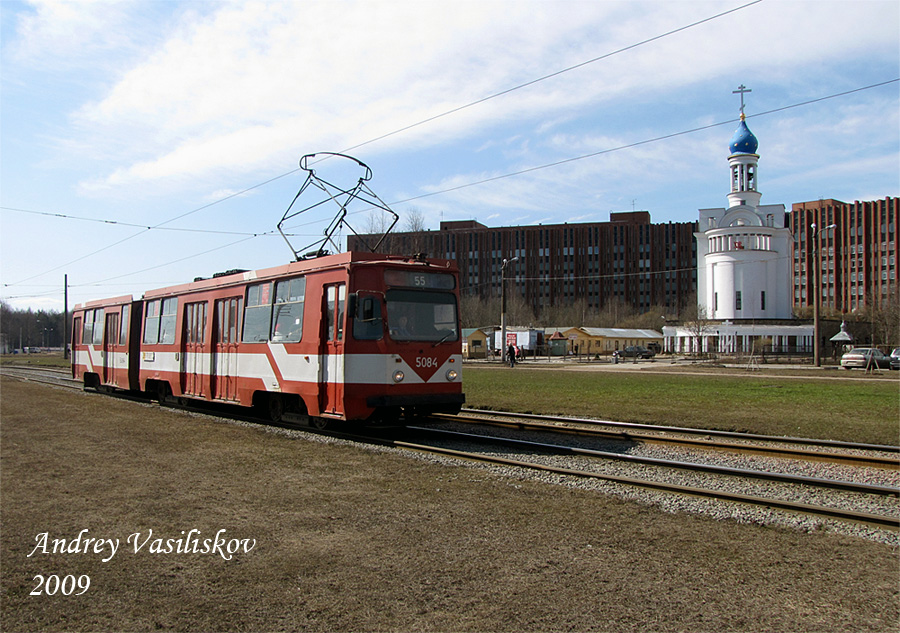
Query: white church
664,89,814,355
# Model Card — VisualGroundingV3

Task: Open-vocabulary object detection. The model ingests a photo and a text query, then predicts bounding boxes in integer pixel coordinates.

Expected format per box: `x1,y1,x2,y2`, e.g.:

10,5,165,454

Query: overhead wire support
277,153,398,261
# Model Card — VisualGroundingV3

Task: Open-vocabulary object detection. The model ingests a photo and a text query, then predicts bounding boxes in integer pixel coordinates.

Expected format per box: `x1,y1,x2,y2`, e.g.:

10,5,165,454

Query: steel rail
408,426,899,497
390,437,900,530
460,408,900,453
0,366,82,389
440,413,900,470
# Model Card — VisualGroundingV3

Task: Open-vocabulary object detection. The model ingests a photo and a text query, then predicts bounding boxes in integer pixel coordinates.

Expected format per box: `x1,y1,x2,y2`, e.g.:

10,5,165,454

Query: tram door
102,311,119,386
320,284,345,415
212,297,241,401
182,301,207,397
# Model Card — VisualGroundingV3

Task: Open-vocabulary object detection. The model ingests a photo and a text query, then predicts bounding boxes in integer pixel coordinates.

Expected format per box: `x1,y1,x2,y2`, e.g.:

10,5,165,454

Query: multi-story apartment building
791,197,899,314
349,211,698,314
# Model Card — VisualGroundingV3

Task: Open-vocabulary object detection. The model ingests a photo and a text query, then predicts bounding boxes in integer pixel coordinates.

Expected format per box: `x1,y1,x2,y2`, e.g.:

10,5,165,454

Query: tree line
1,301,68,352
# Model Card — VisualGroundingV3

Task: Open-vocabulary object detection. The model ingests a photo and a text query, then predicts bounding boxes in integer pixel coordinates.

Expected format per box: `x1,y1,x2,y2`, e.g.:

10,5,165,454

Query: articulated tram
72,252,464,425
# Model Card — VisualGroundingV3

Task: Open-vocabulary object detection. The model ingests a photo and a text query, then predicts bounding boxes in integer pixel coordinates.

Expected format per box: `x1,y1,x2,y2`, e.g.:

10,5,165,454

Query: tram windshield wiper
432,332,454,347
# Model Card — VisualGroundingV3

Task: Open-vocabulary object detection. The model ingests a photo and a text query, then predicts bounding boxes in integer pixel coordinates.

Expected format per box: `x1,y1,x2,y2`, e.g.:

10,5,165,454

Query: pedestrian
507,343,516,367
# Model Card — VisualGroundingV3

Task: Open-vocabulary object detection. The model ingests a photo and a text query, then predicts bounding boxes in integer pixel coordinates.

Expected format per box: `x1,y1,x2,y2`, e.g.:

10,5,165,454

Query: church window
735,291,742,311
760,291,766,311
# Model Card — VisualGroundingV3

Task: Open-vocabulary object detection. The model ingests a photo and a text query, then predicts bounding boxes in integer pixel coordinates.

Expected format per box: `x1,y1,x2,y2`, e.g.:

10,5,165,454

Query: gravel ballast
419,420,900,545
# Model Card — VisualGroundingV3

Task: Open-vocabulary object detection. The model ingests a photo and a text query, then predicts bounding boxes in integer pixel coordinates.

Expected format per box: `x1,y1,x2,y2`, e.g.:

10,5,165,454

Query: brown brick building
348,211,698,313
791,197,899,313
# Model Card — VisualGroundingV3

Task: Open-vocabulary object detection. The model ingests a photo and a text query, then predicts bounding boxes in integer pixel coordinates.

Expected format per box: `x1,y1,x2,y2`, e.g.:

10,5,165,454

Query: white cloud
13,0,900,200
5,0,177,72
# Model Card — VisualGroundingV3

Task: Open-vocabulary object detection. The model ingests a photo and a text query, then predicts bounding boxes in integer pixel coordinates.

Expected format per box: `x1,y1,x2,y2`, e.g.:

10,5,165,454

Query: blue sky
2,0,898,312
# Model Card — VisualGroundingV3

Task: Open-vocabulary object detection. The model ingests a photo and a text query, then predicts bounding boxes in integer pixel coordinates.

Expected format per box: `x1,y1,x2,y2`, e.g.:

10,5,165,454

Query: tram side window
243,282,273,343
81,308,104,345
144,299,178,344
353,294,383,340
144,300,160,344
159,298,177,344
73,317,82,346
272,277,305,343
91,309,105,345
82,310,94,345
119,305,130,345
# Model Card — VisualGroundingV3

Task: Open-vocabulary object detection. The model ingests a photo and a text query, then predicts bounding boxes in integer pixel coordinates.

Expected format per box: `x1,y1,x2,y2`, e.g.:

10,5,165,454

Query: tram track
320,424,899,532
4,366,898,533
398,435,898,530
407,426,898,496
440,410,900,470
0,365,82,389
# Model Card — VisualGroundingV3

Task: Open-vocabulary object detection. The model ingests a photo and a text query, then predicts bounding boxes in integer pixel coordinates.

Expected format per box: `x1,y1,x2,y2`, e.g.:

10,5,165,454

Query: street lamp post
500,257,518,365
811,222,836,366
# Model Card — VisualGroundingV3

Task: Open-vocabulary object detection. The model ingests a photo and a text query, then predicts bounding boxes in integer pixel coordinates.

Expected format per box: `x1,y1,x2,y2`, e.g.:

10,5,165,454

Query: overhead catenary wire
2,0,766,292
0,206,267,236
5,78,896,303
384,78,900,207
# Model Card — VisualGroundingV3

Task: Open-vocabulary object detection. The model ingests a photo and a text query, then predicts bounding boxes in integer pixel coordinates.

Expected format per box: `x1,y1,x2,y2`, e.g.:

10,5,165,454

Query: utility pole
811,222,836,366
500,257,518,365
64,274,69,359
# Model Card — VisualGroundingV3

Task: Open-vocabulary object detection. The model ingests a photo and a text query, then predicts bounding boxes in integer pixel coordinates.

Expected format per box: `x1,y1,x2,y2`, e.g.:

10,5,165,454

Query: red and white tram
72,252,464,424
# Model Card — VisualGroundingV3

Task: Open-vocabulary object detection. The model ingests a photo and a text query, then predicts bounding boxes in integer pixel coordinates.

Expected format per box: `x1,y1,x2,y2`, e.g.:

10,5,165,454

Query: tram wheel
266,394,285,423
157,382,171,405
310,417,331,430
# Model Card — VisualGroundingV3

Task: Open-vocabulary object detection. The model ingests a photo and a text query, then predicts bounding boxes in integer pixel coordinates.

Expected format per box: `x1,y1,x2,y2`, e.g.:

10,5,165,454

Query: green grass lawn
0,352,70,368
461,365,900,446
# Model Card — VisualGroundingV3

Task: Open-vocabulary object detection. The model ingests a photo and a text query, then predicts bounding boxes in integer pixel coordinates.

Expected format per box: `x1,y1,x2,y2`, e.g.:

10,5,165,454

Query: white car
840,348,892,369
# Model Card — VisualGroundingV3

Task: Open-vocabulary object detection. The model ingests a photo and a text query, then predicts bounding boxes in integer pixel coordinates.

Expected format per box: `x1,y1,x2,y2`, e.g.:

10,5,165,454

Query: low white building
663,322,813,355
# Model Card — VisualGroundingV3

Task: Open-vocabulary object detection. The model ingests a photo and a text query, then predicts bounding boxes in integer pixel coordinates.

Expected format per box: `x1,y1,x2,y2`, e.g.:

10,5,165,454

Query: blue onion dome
729,116,758,154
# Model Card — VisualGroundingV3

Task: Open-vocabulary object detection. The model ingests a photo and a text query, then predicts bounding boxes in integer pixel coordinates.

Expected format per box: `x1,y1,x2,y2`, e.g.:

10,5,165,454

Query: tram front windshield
386,289,458,342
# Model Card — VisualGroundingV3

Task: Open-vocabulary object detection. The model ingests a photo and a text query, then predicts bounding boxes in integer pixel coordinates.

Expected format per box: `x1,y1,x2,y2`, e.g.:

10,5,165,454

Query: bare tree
682,303,714,356
459,295,497,329
506,292,536,328
403,206,427,254
404,206,426,232
866,287,900,349
360,209,396,253
616,304,667,330
594,298,636,328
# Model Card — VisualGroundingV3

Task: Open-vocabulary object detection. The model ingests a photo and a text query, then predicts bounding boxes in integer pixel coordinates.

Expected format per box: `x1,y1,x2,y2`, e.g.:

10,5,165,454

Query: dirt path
2,377,897,632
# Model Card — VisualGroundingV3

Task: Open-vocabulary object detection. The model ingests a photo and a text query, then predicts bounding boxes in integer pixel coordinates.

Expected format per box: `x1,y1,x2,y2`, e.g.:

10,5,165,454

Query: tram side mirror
360,296,376,322
348,294,377,322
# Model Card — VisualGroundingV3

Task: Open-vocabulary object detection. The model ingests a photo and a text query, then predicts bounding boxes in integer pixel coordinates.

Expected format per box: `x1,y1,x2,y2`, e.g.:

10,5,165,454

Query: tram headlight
445,369,459,381
392,370,405,383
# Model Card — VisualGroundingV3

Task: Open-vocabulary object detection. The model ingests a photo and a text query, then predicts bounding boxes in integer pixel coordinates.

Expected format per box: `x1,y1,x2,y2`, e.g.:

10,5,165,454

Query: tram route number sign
384,270,455,290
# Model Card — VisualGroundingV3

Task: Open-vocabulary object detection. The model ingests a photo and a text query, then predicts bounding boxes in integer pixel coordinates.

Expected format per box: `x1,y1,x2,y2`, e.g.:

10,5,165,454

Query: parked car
890,348,900,371
840,348,893,369
620,346,655,359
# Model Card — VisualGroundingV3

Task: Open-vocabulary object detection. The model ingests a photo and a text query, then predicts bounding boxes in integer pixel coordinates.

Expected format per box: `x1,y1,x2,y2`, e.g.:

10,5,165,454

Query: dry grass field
1,376,898,632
